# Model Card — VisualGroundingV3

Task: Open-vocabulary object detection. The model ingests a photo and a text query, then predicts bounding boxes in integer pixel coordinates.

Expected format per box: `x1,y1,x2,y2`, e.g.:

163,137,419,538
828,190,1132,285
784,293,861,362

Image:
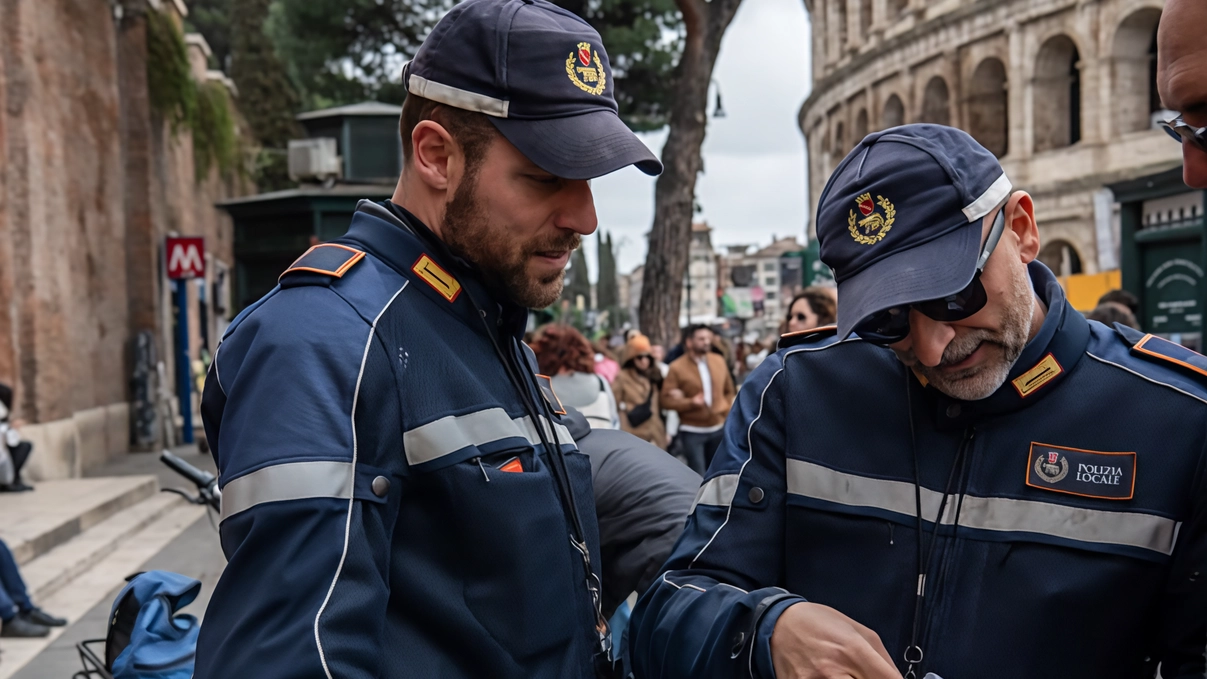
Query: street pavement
0,447,226,679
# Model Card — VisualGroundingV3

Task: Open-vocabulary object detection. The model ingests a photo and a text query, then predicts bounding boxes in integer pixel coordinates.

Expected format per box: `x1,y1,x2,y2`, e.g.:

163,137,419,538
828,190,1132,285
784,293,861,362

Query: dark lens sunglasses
854,206,1007,346
1162,115,1207,153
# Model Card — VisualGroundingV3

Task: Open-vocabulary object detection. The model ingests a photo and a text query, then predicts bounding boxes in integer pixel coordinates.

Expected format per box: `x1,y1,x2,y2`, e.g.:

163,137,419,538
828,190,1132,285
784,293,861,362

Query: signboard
166,237,205,280
1142,243,1202,344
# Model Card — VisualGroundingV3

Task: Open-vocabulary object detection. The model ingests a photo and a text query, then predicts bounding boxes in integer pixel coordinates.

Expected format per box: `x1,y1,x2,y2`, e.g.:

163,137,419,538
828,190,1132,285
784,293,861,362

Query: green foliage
552,0,683,131
597,232,619,311
192,81,239,179
146,9,197,132
230,0,302,189
268,0,452,110
184,0,232,71
563,247,593,308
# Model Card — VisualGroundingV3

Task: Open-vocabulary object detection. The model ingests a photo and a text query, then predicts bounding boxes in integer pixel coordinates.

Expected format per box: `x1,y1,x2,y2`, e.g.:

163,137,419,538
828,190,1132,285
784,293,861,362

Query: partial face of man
887,204,1037,401
688,329,713,356
1158,0,1207,188
442,133,598,308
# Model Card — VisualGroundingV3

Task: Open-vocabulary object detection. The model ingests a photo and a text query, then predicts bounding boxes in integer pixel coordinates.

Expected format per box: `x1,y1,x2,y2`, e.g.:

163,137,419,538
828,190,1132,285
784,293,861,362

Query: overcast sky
582,0,813,279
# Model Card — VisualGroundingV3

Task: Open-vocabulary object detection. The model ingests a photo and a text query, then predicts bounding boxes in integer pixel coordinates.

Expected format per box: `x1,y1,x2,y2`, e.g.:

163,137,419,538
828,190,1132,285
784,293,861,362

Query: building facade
799,0,1181,277
683,222,720,324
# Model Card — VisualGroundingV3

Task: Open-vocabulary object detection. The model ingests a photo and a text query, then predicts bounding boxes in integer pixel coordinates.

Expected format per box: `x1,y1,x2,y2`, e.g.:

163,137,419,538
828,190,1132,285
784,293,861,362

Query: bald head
1157,0,1207,188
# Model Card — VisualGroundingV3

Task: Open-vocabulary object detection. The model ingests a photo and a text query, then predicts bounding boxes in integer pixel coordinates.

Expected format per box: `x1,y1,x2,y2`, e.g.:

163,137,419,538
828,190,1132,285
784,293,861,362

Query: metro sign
166,237,205,280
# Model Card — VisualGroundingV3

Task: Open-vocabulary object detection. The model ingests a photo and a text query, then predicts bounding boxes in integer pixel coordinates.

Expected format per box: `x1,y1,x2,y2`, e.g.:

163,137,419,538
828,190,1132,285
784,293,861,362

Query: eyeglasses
854,207,1007,346
1161,115,1207,153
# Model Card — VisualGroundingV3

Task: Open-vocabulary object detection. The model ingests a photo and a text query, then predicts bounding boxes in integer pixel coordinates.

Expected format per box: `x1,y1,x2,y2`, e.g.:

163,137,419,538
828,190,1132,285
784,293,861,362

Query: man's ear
1005,191,1040,264
409,120,457,192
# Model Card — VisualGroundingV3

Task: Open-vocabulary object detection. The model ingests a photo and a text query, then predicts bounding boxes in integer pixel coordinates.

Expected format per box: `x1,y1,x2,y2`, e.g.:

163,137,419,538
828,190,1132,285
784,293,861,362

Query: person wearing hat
630,124,1206,679
193,0,660,676
613,333,668,448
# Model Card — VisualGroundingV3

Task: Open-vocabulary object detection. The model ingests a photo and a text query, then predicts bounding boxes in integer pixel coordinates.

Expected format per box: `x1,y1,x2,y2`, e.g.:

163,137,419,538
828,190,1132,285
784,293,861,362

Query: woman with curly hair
529,325,619,429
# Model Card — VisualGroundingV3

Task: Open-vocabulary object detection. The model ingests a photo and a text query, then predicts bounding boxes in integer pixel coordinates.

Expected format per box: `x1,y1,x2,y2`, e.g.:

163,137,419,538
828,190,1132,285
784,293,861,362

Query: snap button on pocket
371,476,391,497
748,487,765,504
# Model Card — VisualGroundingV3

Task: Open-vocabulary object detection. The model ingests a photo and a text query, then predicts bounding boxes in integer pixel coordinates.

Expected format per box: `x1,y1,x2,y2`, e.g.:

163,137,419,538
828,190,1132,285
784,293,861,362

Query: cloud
588,0,813,277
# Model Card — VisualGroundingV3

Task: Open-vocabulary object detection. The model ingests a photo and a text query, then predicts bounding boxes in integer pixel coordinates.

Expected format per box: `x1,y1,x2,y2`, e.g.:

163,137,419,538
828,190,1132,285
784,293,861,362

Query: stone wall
0,0,248,478
800,0,1181,274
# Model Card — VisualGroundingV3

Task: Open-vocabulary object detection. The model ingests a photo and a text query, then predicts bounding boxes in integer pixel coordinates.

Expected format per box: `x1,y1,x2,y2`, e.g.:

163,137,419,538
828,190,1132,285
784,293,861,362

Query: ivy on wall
145,9,240,181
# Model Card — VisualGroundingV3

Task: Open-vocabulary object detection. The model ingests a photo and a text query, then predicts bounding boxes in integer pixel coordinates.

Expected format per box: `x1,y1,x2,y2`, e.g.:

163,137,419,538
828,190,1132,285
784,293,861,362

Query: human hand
668,389,685,399
691,393,706,406
770,602,901,679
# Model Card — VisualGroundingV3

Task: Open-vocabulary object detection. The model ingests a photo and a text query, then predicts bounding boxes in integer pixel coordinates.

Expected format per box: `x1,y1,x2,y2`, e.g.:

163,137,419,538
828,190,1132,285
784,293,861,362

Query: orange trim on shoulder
1133,334,1207,379
780,324,838,339
536,374,568,415
280,244,366,281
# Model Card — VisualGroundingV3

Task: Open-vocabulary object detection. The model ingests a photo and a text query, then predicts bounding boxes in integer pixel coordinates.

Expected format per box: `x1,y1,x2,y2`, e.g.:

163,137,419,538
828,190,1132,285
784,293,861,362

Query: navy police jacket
195,201,602,678
631,262,1207,679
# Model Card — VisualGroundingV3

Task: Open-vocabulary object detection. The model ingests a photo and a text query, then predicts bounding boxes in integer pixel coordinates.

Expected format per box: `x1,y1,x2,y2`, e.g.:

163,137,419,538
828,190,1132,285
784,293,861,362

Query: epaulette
777,324,839,350
279,244,365,286
1115,323,1207,381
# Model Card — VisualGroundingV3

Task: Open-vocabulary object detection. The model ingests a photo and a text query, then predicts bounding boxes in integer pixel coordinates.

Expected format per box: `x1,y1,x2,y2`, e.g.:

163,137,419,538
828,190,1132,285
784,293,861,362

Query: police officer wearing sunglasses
630,125,1207,679
1157,0,1207,189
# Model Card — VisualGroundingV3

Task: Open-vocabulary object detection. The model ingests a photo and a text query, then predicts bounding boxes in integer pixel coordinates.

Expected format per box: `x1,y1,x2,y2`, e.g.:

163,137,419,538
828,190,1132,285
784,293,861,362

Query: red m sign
166,237,205,280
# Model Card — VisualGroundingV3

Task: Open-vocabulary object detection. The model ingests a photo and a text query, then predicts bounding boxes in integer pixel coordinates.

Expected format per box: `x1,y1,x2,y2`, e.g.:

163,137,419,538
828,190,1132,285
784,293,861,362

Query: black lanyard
904,374,975,679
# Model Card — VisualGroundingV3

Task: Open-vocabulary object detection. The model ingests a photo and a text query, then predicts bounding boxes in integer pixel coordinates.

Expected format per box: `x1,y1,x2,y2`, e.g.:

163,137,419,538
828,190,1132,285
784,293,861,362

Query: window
763,262,776,272
968,58,1009,157
920,76,951,126
1033,35,1081,152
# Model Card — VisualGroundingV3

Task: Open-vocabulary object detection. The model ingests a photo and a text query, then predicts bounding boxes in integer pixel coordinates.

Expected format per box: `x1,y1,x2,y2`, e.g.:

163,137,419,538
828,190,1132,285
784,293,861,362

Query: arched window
883,94,905,129
920,76,951,126
887,0,907,19
854,109,869,145
968,58,1009,157
836,0,848,54
1038,240,1083,276
860,0,872,37
835,122,846,156
1033,35,1081,152
1111,9,1164,134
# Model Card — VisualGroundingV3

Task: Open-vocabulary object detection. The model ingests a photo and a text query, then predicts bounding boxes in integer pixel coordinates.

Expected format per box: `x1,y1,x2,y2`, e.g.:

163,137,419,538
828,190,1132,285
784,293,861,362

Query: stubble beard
895,264,1034,401
441,172,580,309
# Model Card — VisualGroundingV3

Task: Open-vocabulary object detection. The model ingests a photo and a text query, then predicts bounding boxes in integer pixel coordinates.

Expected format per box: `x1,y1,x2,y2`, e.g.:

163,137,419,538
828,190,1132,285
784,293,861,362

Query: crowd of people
526,285,838,475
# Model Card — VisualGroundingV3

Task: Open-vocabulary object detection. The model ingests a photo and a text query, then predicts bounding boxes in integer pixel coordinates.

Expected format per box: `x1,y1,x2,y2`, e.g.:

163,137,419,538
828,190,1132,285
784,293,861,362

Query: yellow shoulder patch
411,254,462,302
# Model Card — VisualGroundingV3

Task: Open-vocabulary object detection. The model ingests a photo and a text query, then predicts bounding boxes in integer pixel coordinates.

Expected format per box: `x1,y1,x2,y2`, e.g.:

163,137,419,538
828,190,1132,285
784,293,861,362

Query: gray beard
895,266,1035,401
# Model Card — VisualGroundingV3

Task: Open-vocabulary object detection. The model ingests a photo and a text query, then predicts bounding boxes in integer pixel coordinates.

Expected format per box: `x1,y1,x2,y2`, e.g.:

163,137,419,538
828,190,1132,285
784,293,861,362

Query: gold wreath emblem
1034,454,1069,484
566,42,607,96
847,193,896,245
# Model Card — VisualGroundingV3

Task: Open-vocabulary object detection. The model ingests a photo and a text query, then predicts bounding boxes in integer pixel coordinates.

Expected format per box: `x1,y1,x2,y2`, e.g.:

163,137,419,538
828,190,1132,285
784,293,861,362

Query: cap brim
490,110,663,180
835,223,982,339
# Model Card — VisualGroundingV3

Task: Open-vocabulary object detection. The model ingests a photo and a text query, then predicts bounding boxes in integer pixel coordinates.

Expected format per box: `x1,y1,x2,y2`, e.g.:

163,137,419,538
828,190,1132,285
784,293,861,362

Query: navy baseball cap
401,0,662,180
816,124,1013,339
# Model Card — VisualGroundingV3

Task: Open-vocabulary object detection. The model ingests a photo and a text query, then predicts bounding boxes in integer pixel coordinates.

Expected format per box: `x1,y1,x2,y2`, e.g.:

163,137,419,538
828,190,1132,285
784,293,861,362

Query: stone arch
1111,7,1163,134
859,0,872,37
883,94,905,128
834,121,846,155
1033,35,1082,152
967,58,1009,157
920,76,951,126
887,0,907,19
854,108,869,145
1039,239,1084,276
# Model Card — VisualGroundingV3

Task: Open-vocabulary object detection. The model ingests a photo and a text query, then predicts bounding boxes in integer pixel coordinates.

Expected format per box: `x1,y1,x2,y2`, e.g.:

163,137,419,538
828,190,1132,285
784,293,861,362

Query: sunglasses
1161,115,1207,153
854,207,1007,346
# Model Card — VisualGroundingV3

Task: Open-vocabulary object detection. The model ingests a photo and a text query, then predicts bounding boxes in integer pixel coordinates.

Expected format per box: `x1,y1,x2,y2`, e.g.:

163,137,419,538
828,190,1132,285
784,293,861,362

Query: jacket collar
339,200,529,341
926,261,1090,430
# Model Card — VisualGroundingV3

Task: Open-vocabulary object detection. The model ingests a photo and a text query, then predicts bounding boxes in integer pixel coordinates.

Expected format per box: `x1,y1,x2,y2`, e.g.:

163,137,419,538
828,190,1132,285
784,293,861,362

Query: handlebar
159,450,222,513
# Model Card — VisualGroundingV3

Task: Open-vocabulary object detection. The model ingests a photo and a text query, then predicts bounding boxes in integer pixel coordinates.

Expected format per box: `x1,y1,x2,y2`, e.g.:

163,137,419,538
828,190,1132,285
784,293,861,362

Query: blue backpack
105,571,201,679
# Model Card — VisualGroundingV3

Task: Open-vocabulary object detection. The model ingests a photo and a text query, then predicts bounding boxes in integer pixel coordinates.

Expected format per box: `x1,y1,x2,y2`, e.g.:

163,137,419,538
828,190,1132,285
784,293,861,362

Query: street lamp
711,78,726,119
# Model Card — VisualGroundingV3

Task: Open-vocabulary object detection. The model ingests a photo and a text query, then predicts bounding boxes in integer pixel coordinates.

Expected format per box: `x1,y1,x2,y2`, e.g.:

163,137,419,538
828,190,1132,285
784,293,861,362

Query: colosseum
799,0,1180,279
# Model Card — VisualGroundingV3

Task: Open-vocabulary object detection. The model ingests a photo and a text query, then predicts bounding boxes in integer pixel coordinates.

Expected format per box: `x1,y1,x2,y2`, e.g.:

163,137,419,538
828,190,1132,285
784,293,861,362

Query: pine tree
597,232,619,311
563,247,592,308
230,0,302,190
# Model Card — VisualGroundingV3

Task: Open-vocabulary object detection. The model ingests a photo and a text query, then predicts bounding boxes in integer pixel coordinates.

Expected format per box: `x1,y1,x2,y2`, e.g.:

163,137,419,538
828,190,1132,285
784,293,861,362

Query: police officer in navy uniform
630,125,1207,679
193,1,661,676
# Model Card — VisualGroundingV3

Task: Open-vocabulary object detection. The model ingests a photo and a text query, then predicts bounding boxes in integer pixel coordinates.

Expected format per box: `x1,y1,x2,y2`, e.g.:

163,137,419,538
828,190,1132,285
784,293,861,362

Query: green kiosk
1111,167,1207,350
219,102,401,310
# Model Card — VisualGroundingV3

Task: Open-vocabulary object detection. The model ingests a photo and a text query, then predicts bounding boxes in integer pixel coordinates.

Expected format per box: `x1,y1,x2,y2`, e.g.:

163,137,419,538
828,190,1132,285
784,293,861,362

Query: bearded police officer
193,1,661,677
630,125,1207,679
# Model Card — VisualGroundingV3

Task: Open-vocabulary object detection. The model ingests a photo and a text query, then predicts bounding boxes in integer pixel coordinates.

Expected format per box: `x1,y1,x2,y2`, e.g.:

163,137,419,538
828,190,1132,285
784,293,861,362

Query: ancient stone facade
0,0,247,478
799,0,1181,275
